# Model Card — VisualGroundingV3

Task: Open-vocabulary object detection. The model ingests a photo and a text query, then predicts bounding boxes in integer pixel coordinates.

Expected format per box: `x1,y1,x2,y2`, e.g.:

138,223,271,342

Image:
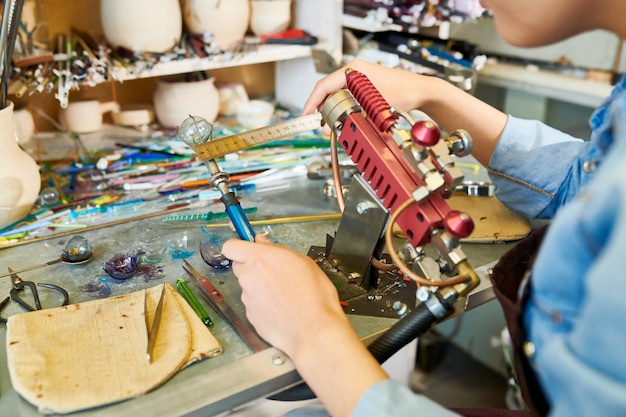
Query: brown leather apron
450,226,550,417
488,225,550,417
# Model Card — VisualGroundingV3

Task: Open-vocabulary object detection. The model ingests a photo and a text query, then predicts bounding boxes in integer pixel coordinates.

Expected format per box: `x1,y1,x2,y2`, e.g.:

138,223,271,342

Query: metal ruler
191,113,324,161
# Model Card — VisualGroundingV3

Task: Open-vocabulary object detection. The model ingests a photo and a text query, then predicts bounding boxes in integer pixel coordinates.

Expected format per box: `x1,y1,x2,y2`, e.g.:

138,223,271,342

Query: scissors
0,268,69,325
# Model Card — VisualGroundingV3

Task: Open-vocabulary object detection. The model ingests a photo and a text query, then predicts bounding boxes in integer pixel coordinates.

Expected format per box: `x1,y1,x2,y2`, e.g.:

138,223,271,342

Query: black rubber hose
368,300,449,364
268,299,452,401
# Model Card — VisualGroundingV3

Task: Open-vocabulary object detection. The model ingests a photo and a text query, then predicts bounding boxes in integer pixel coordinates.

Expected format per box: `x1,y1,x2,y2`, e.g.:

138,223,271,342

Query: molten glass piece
103,253,139,279
61,235,93,263
199,227,232,269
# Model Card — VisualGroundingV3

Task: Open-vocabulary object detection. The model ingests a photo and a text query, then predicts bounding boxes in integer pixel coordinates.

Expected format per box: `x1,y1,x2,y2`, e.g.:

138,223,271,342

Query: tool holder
314,68,481,318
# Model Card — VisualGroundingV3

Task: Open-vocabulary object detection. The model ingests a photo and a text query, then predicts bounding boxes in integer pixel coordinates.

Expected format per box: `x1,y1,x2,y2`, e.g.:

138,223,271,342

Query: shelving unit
12,0,329,131
342,13,451,39
342,13,404,33
114,44,313,82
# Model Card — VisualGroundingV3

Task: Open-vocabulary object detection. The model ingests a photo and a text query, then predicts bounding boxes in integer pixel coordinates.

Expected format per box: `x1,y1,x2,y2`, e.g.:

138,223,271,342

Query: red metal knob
411,120,441,147
444,210,474,239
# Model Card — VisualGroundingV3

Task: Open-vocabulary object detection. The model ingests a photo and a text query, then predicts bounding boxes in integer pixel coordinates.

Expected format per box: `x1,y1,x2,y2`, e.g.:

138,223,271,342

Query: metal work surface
0,177,511,417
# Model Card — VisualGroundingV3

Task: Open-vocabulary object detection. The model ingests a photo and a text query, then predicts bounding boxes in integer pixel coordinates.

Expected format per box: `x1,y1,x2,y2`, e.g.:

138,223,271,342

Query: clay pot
12,107,35,145
0,101,41,229
182,0,250,49
59,100,120,133
217,83,249,116
153,75,220,128
250,0,292,36
101,0,182,53
111,104,155,128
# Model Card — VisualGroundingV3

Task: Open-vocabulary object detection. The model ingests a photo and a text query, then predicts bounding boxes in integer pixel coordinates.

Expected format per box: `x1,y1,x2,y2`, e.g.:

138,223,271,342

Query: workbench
0,131,513,417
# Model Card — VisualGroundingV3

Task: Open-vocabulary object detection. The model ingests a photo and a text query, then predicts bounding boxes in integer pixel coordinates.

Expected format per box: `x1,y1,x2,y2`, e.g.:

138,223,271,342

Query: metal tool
321,69,477,281
146,285,166,363
304,68,482,322
456,181,495,197
199,212,342,229
0,235,93,278
0,268,69,324
185,113,323,162
251,28,318,46
178,116,257,242
230,29,317,57
0,0,25,108
182,259,267,352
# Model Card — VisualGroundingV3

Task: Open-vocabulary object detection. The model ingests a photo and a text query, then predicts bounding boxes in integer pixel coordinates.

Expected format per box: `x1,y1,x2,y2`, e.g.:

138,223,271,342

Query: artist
222,0,626,416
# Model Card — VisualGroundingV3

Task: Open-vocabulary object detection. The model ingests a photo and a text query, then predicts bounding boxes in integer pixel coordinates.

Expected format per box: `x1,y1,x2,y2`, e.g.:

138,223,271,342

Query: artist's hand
302,58,439,116
223,235,389,417
222,234,351,358
302,58,508,168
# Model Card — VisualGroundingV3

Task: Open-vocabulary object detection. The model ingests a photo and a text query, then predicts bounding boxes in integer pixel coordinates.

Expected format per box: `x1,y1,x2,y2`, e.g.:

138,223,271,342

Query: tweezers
145,285,166,363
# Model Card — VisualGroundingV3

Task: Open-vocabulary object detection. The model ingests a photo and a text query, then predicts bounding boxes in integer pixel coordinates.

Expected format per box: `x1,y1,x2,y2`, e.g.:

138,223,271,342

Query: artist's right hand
222,235,389,417
222,234,349,357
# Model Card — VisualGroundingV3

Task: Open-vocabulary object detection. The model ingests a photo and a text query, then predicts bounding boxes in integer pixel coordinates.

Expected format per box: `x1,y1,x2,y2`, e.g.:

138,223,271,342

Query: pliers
0,268,69,325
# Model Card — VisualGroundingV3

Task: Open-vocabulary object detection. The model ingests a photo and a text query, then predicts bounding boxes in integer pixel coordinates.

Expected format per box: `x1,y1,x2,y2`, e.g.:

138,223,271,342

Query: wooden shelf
114,44,313,82
342,14,450,39
342,13,403,33
478,61,613,108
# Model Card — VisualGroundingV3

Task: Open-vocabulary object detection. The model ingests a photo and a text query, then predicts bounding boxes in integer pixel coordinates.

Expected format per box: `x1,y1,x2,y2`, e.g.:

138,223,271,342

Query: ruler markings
192,113,324,161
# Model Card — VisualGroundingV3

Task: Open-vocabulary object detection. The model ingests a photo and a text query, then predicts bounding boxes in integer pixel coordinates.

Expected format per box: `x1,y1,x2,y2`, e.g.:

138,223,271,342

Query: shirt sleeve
350,379,461,417
487,116,586,219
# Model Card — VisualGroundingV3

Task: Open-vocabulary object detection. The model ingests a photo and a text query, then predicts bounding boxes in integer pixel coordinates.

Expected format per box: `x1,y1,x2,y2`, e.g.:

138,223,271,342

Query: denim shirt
492,75,626,417
351,75,626,417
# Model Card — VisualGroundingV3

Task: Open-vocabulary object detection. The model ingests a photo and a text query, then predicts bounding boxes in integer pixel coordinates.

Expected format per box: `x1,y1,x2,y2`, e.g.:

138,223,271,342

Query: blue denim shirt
351,75,626,417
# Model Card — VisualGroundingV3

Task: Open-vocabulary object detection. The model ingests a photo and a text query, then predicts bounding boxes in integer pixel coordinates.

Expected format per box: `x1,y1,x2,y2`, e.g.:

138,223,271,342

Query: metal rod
5,0,24,71
0,258,62,279
199,212,342,228
0,203,195,250
0,0,24,108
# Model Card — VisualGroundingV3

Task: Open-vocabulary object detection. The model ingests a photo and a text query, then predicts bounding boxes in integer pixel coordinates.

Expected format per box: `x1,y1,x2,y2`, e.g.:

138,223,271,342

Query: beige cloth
6,283,222,414
448,193,532,243
392,193,532,243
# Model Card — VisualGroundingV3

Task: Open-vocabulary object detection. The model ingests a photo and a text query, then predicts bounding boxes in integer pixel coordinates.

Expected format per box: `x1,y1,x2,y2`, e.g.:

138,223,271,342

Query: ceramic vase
12,106,35,145
58,100,120,133
250,0,292,36
0,101,41,229
182,0,250,49
101,0,182,53
153,75,220,128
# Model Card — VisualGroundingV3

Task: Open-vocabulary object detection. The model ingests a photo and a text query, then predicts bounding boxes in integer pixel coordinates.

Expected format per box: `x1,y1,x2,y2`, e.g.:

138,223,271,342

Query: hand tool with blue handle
177,115,256,241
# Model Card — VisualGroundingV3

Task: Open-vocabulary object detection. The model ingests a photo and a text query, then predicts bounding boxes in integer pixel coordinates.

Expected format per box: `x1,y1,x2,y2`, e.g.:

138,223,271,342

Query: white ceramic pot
182,0,250,49
0,101,41,229
59,100,120,133
236,100,274,129
250,0,292,36
153,76,220,128
12,107,35,145
101,0,182,53
217,83,249,116
111,103,155,128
